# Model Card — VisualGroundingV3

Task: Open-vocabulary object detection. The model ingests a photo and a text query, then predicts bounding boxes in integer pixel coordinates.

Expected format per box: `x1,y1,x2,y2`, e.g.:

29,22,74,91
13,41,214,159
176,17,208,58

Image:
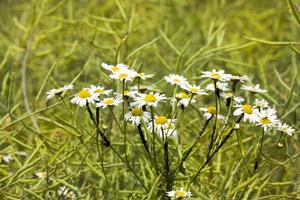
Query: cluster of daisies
46,65,296,199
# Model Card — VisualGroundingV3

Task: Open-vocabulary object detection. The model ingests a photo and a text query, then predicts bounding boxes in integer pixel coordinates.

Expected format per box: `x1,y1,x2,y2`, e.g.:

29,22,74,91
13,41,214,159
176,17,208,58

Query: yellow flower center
79,89,91,98
95,88,104,94
66,192,73,199
144,94,157,102
104,99,114,105
207,106,216,115
211,72,221,79
124,90,129,96
111,66,120,72
155,116,168,124
177,92,190,99
176,191,185,197
174,79,181,83
131,108,143,116
242,104,253,114
260,117,271,125
190,87,198,93
119,73,128,79
226,92,233,97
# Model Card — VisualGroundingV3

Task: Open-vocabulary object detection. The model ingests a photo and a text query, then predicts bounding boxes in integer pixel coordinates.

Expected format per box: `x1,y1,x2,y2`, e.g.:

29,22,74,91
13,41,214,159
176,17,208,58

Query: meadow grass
0,0,299,199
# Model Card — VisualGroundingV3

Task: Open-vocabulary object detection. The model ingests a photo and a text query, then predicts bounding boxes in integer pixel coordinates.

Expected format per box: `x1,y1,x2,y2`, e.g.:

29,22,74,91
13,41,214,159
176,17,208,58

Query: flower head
58,186,76,200
165,74,188,86
220,92,244,103
201,69,231,81
206,82,230,91
46,84,73,100
101,63,128,73
229,75,249,82
175,92,195,108
124,107,151,126
136,72,154,80
148,115,177,138
254,98,269,109
181,83,207,95
0,154,13,163
200,106,224,120
241,84,267,93
131,92,167,107
71,88,99,107
166,188,192,198
256,108,279,131
109,68,138,82
96,97,123,109
233,104,258,123
277,122,295,136
89,85,112,96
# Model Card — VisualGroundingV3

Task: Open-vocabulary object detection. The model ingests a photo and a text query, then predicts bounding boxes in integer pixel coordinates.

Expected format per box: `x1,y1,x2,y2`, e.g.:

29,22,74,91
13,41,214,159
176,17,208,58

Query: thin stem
137,124,151,155
254,128,265,172
190,114,244,185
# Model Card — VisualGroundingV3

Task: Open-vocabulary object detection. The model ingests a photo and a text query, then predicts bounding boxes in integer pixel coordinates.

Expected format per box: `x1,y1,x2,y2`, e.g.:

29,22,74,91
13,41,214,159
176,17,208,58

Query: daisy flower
136,72,154,80
220,92,244,103
124,107,151,126
201,69,231,81
206,82,230,91
34,172,47,179
164,74,188,86
46,84,73,100
71,88,99,107
200,106,224,120
277,122,295,136
175,92,196,108
256,108,279,131
124,90,139,98
233,104,258,123
241,84,267,93
96,97,123,109
131,92,167,107
181,83,207,95
109,68,138,82
254,98,269,109
58,186,76,200
89,85,112,96
0,154,13,163
229,75,249,82
148,115,177,138
101,63,128,73
166,188,192,198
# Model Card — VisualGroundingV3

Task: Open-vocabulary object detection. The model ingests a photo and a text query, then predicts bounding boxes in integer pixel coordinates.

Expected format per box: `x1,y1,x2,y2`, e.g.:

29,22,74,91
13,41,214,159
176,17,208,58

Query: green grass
0,0,299,199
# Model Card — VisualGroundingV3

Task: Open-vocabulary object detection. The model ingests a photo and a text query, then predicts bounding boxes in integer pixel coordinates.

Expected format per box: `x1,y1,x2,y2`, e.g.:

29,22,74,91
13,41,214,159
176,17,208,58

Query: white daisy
181,83,207,95
277,122,295,136
131,92,167,107
201,69,231,81
166,188,192,198
89,85,112,96
220,92,245,103
164,74,188,86
233,104,259,123
96,97,123,109
256,108,279,131
109,68,138,82
137,72,154,80
124,107,151,126
0,154,13,163
175,92,196,108
124,90,139,98
148,115,177,138
206,82,230,91
46,84,73,100
58,186,76,200
71,88,99,107
34,172,47,179
229,75,249,82
241,84,267,93
200,106,225,120
101,63,128,73
254,98,269,109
